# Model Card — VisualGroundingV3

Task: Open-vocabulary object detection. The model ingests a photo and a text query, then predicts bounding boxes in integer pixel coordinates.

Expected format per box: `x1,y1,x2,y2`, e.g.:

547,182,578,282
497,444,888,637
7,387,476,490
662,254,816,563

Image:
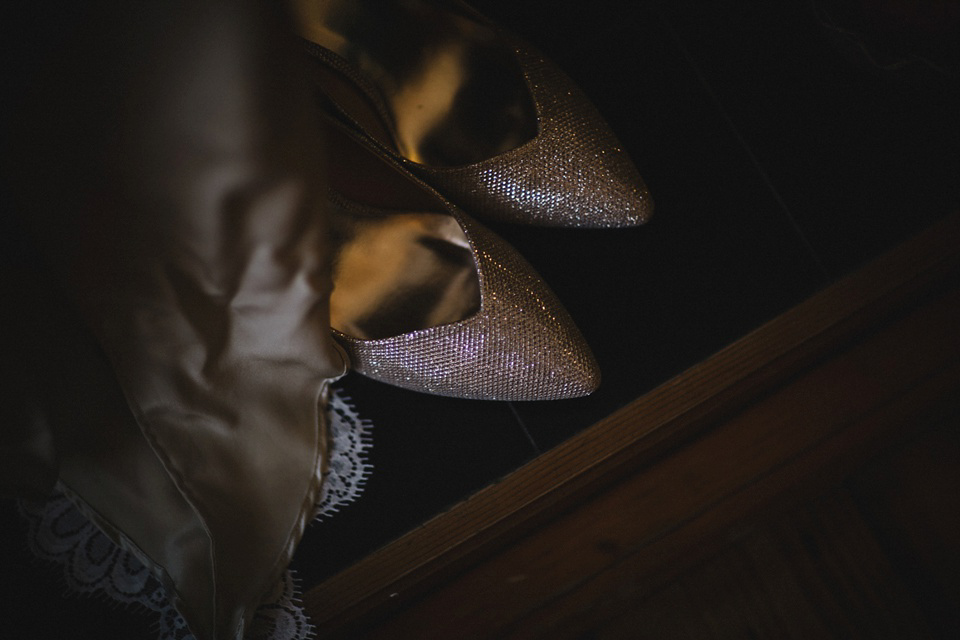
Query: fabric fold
7,1,345,637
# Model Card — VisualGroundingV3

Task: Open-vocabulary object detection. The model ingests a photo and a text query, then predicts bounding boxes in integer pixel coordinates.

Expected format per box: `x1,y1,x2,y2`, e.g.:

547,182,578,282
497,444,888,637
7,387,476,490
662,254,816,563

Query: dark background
292,0,959,589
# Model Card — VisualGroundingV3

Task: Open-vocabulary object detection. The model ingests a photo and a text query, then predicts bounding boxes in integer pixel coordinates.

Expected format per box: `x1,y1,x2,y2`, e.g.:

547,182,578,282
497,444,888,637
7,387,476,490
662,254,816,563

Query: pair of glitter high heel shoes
297,0,653,401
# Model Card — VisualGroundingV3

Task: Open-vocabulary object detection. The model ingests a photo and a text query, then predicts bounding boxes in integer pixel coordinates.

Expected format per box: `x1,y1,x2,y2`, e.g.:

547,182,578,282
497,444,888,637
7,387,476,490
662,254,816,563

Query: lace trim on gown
18,386,373,640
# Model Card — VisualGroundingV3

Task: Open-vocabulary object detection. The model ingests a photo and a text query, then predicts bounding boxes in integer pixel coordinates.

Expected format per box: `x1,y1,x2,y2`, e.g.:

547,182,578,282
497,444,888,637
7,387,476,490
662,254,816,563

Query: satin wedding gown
2,1,345,638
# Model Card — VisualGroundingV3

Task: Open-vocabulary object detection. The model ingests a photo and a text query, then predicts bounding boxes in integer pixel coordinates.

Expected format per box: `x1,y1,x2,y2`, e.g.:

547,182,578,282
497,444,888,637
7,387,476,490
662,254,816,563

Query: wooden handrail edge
305,211,960,631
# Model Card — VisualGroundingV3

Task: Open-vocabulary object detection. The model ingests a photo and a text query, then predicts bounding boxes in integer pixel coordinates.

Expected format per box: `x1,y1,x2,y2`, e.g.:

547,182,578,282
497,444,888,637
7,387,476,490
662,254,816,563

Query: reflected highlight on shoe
296,0,654,228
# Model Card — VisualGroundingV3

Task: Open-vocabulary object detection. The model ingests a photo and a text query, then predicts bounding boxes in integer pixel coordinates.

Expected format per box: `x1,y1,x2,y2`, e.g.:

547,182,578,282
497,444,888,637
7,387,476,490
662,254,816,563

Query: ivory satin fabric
4,2,344,638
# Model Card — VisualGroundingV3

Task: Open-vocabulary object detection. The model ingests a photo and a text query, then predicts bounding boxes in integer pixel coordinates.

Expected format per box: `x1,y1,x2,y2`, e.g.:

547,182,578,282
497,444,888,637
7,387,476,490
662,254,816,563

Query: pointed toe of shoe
337,310,599,401
334,213,601,401
300,2,653,229
509,338,600,400
416,41,654,229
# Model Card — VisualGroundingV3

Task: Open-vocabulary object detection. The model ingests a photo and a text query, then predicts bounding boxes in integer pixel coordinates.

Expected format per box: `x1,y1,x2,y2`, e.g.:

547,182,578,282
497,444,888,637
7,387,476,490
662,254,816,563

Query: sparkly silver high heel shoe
324,119,601,400
296,0,653,228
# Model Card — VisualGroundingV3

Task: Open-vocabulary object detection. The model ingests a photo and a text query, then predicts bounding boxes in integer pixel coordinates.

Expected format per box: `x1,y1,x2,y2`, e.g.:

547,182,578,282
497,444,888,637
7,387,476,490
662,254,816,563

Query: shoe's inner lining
328,203,480,340
325,124,481,341
295,0,537,167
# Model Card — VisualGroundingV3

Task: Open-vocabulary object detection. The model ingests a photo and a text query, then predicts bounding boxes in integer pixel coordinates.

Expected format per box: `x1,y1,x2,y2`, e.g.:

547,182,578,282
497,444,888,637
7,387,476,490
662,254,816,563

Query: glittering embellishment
334,203,601,401
410,38,653,228
303,17,653,228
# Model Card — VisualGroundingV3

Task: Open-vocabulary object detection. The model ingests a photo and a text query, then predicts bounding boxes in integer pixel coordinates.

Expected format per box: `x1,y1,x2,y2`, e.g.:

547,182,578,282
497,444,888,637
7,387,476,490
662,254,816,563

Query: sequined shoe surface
296,0,653,228
325,120,601,400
